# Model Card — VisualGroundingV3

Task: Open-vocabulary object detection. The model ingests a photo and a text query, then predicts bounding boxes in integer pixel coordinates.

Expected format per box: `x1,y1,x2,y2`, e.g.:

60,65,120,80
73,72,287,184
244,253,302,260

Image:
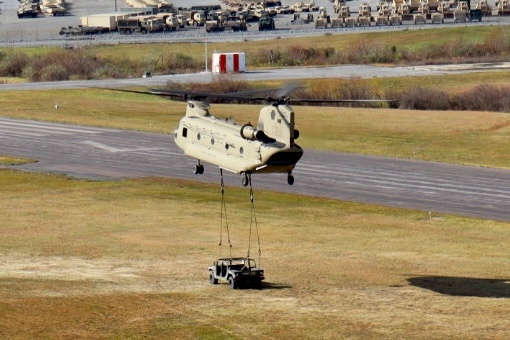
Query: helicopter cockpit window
182,128,188,138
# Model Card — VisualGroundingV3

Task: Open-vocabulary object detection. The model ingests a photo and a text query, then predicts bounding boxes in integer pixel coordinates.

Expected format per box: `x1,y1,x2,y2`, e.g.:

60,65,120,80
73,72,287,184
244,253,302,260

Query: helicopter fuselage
173,100,303,175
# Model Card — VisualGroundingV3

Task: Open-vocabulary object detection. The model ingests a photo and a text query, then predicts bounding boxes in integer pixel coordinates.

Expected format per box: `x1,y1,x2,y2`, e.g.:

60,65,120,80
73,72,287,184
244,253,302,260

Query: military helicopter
172,93,302,186
111,85,392,186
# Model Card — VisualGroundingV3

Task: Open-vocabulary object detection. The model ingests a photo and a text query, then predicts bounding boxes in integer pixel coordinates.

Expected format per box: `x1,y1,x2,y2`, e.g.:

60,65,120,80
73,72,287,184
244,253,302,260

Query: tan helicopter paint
173,100,303,175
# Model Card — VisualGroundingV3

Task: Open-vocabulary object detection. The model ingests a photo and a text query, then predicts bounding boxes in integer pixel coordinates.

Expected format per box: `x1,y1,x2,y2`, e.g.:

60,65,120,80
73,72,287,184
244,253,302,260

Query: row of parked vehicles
59,3,261,36
309,0,503,28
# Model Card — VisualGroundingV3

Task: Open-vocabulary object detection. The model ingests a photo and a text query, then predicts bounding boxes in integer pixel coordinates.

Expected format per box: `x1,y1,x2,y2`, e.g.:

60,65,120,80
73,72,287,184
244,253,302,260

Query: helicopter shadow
407,276,510,298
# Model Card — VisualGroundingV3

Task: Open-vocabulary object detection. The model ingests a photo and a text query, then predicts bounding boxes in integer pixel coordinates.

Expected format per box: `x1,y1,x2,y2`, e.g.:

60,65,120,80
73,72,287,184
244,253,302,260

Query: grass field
11,26,507,66
0,170,509,339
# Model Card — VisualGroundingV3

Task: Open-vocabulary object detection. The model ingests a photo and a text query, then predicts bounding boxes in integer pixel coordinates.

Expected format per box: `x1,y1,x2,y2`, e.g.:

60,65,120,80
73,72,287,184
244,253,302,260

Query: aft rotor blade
291,98,397,104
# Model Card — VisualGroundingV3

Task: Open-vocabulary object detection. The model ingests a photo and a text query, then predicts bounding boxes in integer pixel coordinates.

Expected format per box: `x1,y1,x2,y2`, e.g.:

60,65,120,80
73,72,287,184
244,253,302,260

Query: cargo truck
18,2,39,18
80,13,130,31
205,15,247,32
117,17,165,34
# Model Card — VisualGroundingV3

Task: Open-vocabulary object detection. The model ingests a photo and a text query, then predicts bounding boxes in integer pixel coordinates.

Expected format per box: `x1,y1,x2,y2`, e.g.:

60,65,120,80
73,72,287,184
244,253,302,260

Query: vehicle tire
252,279,262,289
287,174,295,185
209,272,218,284
228,276,237,289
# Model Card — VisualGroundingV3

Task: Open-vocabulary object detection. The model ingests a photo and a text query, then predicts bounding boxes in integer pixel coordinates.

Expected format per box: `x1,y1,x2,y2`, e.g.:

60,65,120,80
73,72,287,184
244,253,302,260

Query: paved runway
2,117,510,222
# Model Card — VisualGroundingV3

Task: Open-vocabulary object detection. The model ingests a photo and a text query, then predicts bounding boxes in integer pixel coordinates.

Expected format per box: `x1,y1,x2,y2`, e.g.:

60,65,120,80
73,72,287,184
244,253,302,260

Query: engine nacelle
241,123,266,141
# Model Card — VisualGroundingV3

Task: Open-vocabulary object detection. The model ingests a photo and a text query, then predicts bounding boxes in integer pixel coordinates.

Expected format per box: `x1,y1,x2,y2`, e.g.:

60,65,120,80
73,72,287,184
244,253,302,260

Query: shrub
164,74,250,103
452,84,510,112
39,64,69,81
397,87,450,110
0,51,29,77
156,52,201,74
21,65,39,81
250,46,337,67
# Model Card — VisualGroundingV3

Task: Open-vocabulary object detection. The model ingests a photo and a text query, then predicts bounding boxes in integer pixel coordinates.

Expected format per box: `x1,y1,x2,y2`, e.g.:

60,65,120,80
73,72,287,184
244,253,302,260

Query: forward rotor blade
276,81,304,98
148,88,267,101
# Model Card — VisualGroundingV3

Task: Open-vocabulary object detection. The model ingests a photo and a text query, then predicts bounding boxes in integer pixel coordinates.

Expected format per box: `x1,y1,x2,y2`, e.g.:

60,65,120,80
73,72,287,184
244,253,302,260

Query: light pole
205,39,208,73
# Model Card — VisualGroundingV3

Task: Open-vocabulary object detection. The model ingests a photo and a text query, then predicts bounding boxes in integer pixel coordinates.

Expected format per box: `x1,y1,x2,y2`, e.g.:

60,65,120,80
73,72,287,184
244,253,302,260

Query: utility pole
204,39,208,73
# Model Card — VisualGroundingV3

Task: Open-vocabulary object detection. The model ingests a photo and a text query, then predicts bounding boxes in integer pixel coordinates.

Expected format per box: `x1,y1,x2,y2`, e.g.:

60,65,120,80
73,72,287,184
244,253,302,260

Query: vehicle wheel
287,174,294,185
194,164,204,175
228,276,237,289
209,272,218,284
252,279,262,289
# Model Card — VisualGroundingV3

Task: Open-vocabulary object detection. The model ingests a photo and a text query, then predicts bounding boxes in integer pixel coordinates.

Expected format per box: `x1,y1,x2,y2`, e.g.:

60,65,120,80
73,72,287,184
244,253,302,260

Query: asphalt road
2,62,510,92
2,117,510,222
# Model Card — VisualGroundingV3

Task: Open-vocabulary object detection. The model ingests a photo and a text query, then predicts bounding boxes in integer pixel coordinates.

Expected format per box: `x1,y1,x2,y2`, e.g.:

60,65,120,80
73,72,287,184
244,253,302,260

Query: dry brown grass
1,170,509,339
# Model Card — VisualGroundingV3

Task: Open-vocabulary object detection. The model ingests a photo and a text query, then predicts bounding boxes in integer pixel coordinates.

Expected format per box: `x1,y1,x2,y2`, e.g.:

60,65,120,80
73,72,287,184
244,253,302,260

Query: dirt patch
0,254,205,297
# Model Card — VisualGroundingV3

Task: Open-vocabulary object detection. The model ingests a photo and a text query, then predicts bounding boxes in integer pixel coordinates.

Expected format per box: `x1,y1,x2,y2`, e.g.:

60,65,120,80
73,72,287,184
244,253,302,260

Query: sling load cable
219,169,233,258
246,173,262,267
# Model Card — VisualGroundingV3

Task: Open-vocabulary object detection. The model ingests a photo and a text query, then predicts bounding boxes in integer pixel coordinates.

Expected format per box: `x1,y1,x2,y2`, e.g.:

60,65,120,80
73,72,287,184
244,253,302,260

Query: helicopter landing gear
194,161,204,175
242,172,251,187
287,172,294,185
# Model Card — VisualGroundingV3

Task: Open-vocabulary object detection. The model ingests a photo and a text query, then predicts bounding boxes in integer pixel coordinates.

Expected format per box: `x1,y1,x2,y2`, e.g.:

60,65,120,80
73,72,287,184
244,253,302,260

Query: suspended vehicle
209,257,265,289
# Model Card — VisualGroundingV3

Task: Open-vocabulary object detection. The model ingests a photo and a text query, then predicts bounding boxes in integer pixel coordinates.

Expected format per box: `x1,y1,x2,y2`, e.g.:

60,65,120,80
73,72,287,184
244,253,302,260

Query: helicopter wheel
241,173,250,187
194,164,204,175
287,173,295,185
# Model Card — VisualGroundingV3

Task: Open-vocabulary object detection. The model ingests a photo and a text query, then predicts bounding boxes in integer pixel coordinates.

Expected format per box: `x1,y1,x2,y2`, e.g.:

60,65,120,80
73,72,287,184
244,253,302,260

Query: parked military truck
315,7,330,28
153,12,180,30
178,10,206,26
80,13,130,31
205,15,247,32
43,5,66,16
41,0,66,16
258,15,275,30
118,17,165,34
18,1,39,18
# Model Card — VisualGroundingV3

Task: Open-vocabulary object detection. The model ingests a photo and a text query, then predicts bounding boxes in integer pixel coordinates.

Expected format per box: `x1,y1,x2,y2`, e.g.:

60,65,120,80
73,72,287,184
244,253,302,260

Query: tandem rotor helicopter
157,85,303,186
114,84,392,186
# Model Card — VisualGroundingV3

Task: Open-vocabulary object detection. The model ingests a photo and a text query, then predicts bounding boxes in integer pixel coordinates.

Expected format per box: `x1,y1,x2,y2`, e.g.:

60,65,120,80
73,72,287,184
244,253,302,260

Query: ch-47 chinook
166,90,303,186
111,86,393,186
